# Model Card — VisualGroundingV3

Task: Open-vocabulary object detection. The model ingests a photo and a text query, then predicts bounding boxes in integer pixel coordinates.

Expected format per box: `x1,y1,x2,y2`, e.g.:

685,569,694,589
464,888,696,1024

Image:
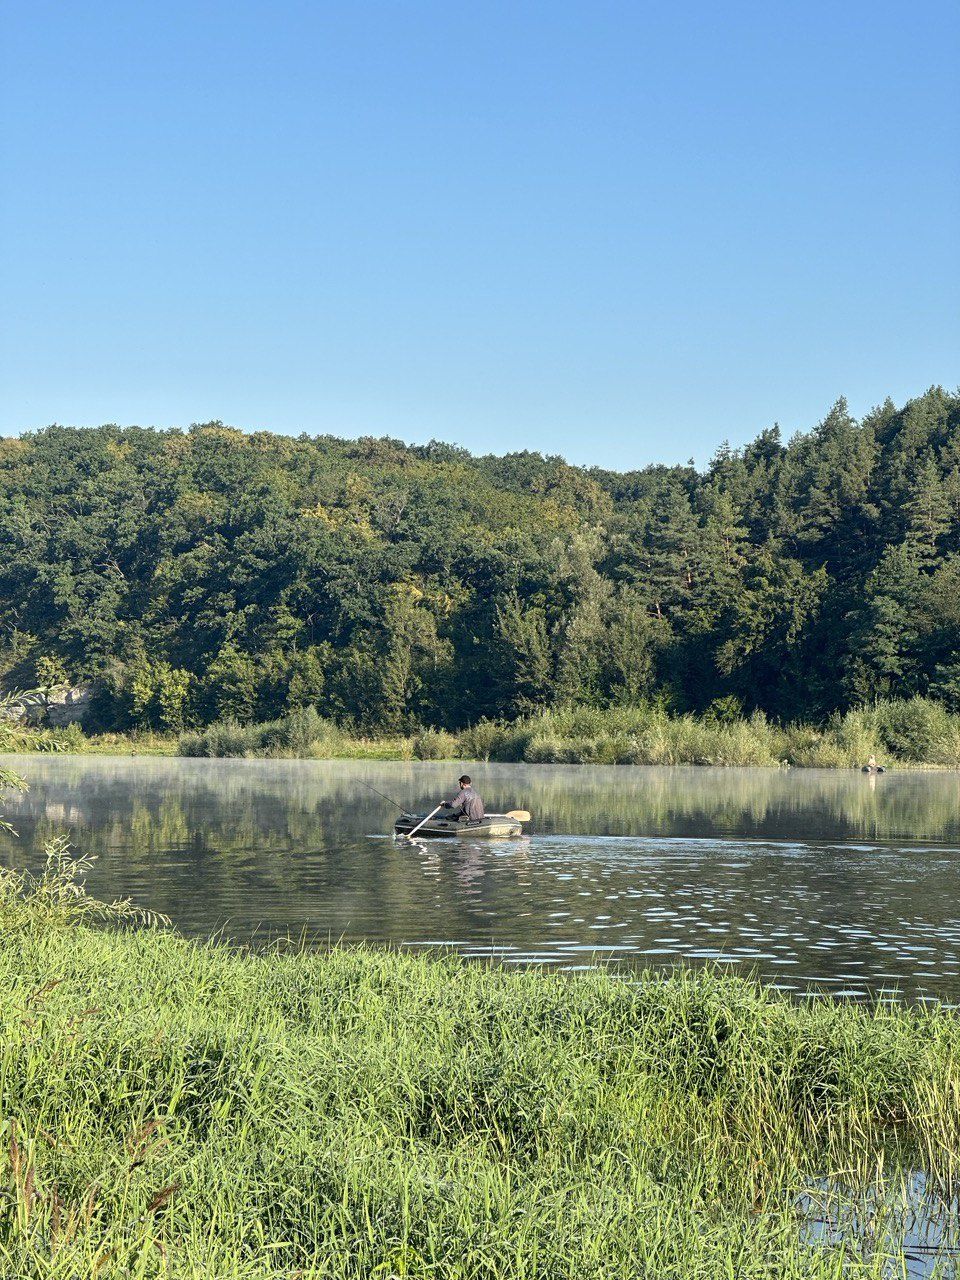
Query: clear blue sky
1,1,957,468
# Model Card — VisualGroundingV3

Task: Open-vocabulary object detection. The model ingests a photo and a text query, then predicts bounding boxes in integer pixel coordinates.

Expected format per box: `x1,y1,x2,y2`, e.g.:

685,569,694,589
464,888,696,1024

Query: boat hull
394,813,523,839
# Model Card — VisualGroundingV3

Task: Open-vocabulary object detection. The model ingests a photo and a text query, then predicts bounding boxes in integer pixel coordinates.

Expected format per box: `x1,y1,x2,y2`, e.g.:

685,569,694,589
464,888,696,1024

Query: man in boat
441,775,485,824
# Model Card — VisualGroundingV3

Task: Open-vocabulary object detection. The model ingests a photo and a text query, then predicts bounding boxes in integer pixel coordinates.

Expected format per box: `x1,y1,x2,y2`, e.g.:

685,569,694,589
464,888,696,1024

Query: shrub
178,729,205,756
456,720,503,760
704,695,745,725
457,720,536,762
923,717,960,768
823,708,881,766
871,697,952,763
178,719,258,757
0,836,168,931
524,735,572,764
780,725,845,768
289,706,327,753
258,707,338,756
57,721,87,752
412,728,459,760
171,698,960,766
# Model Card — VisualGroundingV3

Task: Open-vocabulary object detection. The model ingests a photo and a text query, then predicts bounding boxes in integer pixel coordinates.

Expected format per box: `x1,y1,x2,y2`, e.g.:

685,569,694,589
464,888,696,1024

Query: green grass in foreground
5,695,960,767
1,850,959,1277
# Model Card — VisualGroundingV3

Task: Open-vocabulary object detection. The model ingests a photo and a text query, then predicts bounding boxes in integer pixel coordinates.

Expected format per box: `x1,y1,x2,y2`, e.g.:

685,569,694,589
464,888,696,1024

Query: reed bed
6,696,960,767
2,875,960,1277
460,698,960,768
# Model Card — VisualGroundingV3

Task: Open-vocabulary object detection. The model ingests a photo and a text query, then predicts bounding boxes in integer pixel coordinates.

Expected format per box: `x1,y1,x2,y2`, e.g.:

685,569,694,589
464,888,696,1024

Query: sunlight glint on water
2,756,960,1004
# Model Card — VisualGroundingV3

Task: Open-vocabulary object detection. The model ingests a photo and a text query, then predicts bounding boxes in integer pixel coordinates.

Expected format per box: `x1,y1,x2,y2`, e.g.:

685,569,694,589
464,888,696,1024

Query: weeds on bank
461,697,960,768
4,695,960,768
1,887,959,1277
0,836,169,932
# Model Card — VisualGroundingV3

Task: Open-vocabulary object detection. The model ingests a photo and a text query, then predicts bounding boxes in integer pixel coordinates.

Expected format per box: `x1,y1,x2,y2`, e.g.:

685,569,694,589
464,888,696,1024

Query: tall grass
179,698,960,767
1,890,959,1277
0,722,176,756
461,698,960,768
178,709,414,760
5,697,960,768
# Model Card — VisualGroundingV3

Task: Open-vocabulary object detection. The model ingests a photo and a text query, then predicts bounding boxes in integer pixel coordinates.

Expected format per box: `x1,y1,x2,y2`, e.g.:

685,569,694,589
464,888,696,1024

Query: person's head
458,774,471,788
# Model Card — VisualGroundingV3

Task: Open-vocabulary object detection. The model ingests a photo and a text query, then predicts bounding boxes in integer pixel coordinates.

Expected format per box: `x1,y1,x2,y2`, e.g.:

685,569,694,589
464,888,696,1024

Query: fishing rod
358,779,408,811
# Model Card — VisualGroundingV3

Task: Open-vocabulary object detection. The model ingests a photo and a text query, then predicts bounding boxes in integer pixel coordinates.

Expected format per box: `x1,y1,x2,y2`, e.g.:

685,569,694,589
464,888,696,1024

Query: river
3,755,960,1003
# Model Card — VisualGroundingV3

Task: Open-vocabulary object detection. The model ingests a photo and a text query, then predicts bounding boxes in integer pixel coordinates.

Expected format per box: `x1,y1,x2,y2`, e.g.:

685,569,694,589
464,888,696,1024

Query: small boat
394,811,525,839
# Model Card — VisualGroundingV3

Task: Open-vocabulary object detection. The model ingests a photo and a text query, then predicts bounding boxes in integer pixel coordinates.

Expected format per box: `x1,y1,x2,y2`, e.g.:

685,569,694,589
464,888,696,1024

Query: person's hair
459,775,471,785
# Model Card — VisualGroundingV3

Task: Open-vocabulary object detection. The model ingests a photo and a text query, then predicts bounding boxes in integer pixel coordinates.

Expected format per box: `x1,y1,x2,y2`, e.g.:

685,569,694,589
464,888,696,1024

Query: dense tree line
1,388,958,733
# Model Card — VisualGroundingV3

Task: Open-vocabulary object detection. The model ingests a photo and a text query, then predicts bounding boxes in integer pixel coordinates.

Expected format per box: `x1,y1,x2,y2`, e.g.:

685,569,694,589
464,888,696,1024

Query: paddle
401,803,445,840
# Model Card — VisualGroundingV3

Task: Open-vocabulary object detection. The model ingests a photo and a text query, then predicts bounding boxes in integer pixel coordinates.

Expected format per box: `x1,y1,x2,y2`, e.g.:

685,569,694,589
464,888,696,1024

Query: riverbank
2,895,959,1278
4,696,960,768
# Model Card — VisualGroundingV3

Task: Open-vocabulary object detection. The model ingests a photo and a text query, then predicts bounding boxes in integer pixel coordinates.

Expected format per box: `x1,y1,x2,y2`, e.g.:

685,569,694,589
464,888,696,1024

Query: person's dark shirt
449,785,484,822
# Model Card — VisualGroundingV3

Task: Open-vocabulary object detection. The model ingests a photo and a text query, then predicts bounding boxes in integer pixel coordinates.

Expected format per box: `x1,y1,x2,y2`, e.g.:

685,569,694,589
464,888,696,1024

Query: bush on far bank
458,697,960,768
3,696,960,768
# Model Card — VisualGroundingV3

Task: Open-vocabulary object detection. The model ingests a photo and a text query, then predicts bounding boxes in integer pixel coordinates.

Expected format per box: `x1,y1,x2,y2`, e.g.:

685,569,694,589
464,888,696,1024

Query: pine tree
903,458,950,565
845,544,924,701
494,594,553,715
628,482,699,620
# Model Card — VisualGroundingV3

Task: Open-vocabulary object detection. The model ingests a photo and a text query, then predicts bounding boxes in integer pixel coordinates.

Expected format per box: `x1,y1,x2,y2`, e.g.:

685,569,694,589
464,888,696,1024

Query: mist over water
3,756,960,1003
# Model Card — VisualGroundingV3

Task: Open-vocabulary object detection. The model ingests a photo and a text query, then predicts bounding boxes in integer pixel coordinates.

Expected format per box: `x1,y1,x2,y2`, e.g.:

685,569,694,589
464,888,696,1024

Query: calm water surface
3,755,960,1003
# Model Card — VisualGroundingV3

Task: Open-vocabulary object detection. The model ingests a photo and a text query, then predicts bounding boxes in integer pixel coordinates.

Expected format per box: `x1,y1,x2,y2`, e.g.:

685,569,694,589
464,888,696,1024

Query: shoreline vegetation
3,696,960,768
1,861,959,1276
3,396,960,763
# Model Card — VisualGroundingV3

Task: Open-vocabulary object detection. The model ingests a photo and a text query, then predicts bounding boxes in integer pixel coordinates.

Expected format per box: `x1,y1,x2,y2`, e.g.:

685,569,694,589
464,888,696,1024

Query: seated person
441,775,485,823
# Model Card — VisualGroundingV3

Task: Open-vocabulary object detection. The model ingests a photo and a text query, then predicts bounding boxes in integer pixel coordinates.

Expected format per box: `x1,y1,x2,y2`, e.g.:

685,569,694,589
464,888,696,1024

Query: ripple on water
802,1171,960,1279
3,757,960,1002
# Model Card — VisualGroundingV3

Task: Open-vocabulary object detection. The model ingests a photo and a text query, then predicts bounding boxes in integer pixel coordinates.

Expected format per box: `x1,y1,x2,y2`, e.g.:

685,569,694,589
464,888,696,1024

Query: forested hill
2,387,959,733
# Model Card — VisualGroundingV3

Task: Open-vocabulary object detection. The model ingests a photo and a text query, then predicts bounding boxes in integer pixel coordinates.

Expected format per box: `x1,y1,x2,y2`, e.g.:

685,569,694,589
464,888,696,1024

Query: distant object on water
862,754,886,774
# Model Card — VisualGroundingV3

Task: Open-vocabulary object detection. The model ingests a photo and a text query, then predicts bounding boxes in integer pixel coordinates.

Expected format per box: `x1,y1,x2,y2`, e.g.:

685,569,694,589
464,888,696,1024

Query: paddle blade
505,810,531,822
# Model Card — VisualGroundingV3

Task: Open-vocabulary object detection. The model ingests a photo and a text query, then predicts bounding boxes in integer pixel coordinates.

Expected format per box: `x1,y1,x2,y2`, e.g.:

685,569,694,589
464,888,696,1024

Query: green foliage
704,694,745,724
0,837,168,931
179,709,348,758
411,727,460,760
0,764,26,836
128,656,192,731
493,594,553,715
453,698,960,768
179,719,256,758
9,698,960,767
259,705,332,755
931,659,960,712
1,920,959,1276
866,697,960,764
34,654,68,689
202,644,259,723
1,391,959,734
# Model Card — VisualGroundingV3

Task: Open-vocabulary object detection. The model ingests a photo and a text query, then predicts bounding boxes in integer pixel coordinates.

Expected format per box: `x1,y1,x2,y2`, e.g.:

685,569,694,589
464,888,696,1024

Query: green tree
494,595,553,716
603,591,662,703
203,644,259,722
903,458,950,565
846,545,925,701
716,549,828,716
1,393,958,734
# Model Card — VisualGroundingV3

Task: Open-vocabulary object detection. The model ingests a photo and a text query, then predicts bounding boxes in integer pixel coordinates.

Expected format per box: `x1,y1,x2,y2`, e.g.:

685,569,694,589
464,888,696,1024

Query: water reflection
2,756,960,1002
804,1171,960,1278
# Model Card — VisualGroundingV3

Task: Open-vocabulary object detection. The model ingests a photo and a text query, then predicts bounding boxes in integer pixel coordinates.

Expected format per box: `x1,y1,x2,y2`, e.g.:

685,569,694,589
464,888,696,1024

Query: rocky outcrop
19,685,96,727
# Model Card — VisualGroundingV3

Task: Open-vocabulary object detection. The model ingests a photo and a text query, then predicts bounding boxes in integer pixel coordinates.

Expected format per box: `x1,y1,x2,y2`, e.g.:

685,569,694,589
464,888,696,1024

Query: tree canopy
2,388,958,732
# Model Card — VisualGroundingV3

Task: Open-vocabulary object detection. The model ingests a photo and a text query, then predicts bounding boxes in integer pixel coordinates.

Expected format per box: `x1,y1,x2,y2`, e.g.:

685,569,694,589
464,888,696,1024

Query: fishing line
358,779,407,810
